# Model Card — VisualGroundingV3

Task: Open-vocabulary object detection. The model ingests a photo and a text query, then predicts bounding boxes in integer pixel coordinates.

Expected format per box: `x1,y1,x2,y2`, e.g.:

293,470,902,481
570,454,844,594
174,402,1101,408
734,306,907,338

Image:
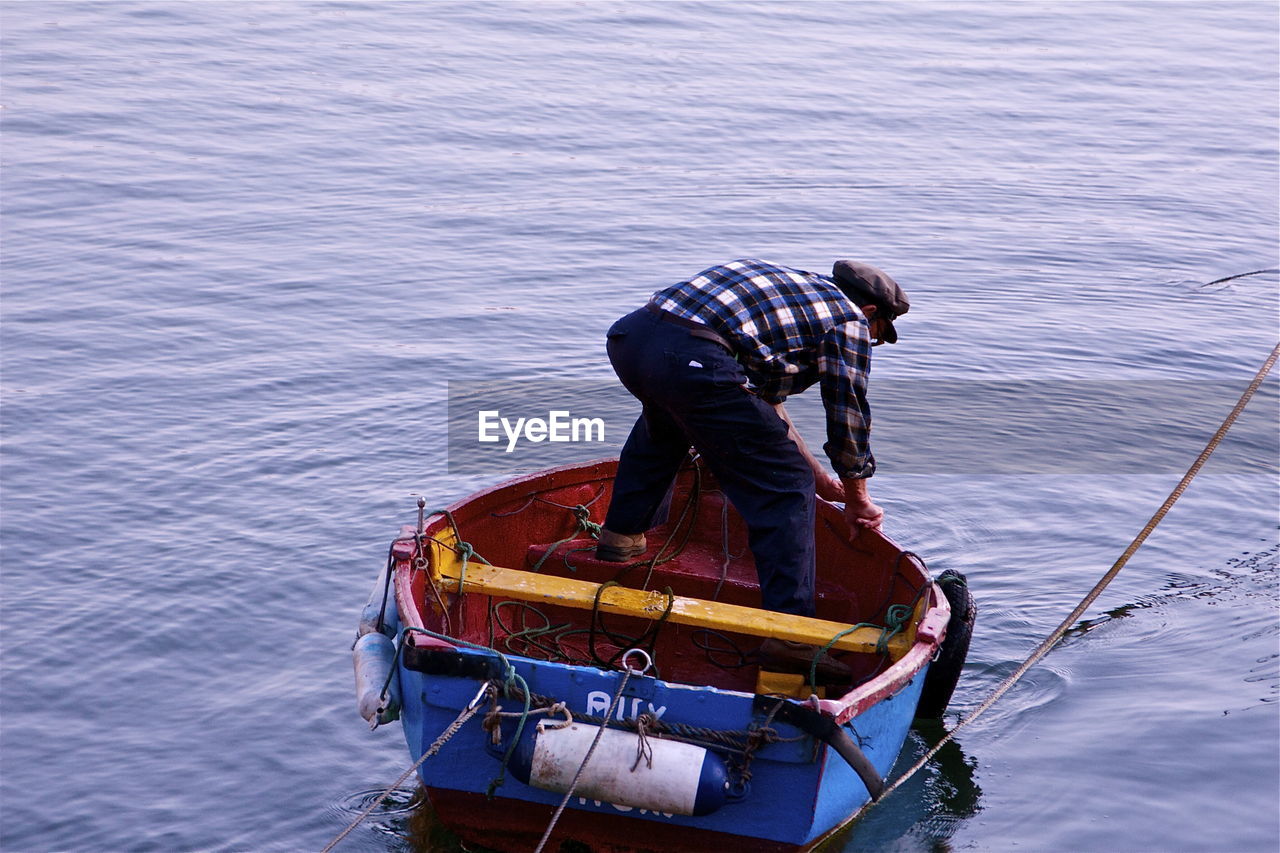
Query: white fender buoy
511,721,731,816
354,631,401,727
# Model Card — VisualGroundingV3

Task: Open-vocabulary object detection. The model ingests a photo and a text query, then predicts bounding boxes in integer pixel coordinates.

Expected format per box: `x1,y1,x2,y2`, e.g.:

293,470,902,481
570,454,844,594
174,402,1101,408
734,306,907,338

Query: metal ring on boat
622,648,653,676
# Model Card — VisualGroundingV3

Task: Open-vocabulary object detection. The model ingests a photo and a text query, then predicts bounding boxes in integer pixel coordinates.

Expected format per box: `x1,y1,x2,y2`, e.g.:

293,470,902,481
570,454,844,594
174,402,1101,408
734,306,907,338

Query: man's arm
772,402,845,502
774,400,884,533
817,321,883,535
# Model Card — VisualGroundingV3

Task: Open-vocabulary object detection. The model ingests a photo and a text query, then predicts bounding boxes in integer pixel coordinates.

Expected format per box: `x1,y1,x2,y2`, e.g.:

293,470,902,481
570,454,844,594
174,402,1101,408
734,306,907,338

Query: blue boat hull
399,648,929,850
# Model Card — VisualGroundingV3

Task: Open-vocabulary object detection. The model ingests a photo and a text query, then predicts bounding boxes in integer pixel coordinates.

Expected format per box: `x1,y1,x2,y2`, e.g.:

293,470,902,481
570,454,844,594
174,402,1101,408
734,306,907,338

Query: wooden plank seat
429,533,909,658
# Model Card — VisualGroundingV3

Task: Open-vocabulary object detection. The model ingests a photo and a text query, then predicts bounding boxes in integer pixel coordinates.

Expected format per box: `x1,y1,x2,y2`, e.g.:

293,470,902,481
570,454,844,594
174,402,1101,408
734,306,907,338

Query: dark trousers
602,307,817,617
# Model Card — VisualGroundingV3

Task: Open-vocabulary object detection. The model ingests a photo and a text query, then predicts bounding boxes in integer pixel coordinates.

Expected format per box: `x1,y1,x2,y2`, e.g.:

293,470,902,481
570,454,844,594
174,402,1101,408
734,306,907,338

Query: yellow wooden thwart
429,537,908,658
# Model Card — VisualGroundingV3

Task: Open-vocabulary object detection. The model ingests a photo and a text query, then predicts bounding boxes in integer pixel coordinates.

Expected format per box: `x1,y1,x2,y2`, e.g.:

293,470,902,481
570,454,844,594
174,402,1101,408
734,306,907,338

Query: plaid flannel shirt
650,259,876,479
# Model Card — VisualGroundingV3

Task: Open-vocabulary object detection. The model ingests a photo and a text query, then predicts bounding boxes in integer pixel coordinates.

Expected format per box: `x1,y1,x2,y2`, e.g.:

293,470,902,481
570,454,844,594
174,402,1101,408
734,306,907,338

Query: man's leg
601,308,691,538
629,338,817,616
681,391,817,617
603,407,689,535
599,310,817,616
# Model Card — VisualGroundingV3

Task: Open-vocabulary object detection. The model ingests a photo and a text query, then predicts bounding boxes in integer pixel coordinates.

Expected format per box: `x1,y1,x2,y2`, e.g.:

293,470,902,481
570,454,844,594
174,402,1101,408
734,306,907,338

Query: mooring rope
855,341,1280,822
1199,268,1279,288
533,653,644,853
320,681,491,853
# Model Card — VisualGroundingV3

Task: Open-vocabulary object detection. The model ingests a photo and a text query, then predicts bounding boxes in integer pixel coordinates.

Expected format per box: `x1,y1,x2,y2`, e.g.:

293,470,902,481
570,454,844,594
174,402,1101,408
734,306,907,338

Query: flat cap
832,260,910,343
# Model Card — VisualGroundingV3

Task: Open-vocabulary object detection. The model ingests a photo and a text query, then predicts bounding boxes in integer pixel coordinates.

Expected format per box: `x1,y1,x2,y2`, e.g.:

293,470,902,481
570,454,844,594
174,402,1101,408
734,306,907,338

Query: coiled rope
854,341,1279,823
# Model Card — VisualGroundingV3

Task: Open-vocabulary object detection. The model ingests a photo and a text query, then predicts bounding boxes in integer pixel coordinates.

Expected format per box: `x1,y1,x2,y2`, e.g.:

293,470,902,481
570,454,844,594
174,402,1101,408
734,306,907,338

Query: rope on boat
587,581,675,673
855,340,1280,823
320,681,491,853
399,627,537,797
532,652,643,853
497,681,805,753
810,605,912,691
412,471,694,668
490,485,609,518
531,504,602,572
407,505,494,637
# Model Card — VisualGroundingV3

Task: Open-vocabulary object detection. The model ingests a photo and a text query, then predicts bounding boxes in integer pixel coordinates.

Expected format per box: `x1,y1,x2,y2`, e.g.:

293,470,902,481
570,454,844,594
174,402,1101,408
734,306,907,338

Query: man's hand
842,476,884,538
816,473,846,502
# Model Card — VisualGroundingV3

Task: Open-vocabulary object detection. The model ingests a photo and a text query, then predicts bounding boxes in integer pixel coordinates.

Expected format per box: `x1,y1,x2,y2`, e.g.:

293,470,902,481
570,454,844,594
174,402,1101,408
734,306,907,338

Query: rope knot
631,712,656,772
573,504,603,539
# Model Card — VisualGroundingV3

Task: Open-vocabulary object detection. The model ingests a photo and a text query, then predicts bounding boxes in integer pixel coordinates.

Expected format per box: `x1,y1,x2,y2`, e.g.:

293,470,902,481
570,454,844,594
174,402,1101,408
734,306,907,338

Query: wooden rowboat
353,457,973,852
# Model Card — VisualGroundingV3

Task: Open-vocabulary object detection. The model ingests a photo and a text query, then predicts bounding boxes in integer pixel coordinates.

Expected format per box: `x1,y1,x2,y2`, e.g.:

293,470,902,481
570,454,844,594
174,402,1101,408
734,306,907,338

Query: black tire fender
916,569,976,720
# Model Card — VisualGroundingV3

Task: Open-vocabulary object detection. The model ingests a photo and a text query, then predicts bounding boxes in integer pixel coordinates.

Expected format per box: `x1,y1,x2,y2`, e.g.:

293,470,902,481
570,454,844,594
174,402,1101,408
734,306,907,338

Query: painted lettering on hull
576,797,675,818
585,691,667,720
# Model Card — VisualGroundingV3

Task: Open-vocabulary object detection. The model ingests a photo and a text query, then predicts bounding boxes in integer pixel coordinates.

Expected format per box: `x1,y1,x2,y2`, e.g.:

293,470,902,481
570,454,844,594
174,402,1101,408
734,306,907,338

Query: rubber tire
915,569,976,720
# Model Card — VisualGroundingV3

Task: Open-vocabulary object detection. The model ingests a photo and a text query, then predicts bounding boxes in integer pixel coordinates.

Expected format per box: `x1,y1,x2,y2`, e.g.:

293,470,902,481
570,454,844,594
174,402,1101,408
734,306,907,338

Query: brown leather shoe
594,528,647,562
758,638,853,684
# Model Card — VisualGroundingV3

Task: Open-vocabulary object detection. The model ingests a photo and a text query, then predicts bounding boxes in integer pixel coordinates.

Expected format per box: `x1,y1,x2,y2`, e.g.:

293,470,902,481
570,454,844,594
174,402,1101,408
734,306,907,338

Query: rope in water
1200,268,1278,288
320,681,489,853
854,340,1280,822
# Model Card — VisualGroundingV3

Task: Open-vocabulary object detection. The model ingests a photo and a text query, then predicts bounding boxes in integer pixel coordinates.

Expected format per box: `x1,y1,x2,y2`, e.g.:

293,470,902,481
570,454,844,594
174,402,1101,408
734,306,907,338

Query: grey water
1,2,1277,852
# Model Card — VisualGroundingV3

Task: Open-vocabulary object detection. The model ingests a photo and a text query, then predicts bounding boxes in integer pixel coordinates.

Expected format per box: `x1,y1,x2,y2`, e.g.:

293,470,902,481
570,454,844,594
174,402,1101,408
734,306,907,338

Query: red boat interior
404,459,932,700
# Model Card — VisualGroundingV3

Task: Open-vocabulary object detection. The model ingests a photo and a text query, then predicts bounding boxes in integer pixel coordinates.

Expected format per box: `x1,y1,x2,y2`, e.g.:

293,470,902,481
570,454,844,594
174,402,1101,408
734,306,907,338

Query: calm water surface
1,3,1277,852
